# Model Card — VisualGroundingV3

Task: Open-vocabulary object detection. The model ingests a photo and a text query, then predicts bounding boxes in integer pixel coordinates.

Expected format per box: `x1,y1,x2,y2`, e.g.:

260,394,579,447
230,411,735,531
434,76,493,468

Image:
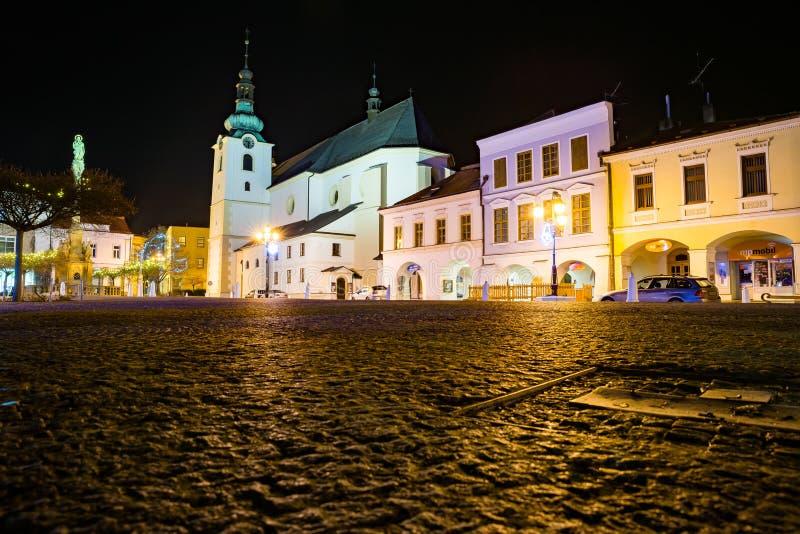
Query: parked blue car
598,275,721,302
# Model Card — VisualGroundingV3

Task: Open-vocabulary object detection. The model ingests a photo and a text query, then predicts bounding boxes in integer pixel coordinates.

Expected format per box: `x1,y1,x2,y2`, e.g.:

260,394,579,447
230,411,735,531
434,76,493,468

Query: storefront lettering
739,246,776,257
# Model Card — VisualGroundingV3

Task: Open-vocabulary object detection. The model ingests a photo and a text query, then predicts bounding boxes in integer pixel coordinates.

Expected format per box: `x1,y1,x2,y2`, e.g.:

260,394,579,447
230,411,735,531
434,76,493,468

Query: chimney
658,94,674,131
702,92,715,123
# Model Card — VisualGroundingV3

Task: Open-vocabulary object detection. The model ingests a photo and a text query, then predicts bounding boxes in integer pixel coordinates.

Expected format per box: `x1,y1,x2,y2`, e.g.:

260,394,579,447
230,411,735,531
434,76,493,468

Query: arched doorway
397,262,423,300
455,265,472,300
336,277,346,299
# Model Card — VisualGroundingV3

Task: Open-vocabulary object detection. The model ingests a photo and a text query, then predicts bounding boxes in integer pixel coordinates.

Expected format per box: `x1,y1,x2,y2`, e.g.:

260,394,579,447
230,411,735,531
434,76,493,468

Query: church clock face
243,136,255,149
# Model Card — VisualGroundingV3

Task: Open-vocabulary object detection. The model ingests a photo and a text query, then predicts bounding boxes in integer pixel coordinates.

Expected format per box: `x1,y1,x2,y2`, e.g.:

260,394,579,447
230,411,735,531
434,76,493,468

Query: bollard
742,287,751,303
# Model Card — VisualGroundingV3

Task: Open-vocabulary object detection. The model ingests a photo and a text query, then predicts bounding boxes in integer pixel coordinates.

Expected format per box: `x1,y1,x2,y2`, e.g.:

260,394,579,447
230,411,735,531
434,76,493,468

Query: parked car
598,275,721,303
245,289,266,298
371,285,388,300
351,287,372,300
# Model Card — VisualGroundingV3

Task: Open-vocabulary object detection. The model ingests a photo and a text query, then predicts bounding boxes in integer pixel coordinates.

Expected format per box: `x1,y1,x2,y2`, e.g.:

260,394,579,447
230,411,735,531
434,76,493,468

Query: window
196,237,205,248
217,154,223,172
572,193,591,234
90,243,96,258
255,259,259,268
516,150,532,183
493,207,508,243
635,173,653,210
394,226,403,249
436,219,446,244
244,181,250,192
414,222,423,247
287,270,292,283
287,245,292,259
245,260,250,269
332,243,341,257
112,245,121,259
0,236,14,253
178,236,186,246
493,157,507,188
274,271,278,285
571,136,588,172
542,143,559,177
243,154,253,172
300,242,305,256
299,268,305,283
518,203,534,241
741,153,767,196
684,164,706,204
543,199,564,237
197,258,204,269
460,214,471,241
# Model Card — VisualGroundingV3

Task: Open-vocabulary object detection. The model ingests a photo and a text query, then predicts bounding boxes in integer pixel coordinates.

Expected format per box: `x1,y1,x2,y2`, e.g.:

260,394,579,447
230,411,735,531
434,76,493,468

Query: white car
350,287,372,300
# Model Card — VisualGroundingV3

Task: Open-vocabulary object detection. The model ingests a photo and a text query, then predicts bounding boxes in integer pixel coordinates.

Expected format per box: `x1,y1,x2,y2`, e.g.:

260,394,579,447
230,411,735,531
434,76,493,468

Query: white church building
207,40,453,299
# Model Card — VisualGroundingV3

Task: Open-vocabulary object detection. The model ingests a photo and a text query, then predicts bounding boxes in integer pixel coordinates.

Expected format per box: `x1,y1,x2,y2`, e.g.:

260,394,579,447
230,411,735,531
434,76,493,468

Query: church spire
224,28,265,140
366,61,381,122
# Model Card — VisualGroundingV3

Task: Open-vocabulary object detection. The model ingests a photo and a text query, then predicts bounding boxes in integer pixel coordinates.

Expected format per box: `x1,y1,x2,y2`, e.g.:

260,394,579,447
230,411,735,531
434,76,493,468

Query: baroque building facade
477,101,615,297
601,110,800,301
208,41,452,299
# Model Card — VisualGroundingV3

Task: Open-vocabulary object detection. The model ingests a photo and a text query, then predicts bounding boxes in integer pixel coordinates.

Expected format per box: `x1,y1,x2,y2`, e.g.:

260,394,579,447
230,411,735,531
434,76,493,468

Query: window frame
634,173,654,211
493,156,507,189
197,257,204,269
436,218,446,245
460,214,471,242
112,245,121,259
683,163,707,204
516,150,532,183
541,142,560,178
740,151,768,197
242,153,253,172
493,207,509,243
571,192,591,234
518,203,534,241
332,243,341,257
570,135,589,173
196,236,205,248
394,226,403,249
414,222,423,247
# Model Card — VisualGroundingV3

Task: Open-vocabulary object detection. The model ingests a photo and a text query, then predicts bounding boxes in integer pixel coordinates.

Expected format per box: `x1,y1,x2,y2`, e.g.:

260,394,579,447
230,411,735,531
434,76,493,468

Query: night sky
2,4,797,235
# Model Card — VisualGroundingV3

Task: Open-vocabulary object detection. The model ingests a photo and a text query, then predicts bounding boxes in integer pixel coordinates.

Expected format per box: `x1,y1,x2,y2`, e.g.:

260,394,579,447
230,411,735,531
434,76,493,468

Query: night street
2,299,799,532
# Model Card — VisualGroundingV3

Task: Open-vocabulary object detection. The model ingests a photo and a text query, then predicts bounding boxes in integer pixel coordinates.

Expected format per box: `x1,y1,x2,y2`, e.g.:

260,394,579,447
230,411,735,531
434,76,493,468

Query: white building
379,164,482,300
208,39,453,298
477,101,615,297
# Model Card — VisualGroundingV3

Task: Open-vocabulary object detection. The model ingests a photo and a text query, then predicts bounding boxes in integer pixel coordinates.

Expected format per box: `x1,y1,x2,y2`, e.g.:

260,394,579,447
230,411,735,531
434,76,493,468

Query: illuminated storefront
729,240,794,297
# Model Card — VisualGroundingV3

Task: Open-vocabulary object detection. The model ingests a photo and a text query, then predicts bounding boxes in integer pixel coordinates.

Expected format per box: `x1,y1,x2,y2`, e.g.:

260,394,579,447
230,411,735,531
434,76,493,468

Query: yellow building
164,226,209,295
602,111,799,301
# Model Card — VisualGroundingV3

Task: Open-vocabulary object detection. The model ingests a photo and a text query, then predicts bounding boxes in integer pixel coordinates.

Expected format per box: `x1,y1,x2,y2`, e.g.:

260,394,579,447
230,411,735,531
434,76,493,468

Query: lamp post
137,248,144,297
534,191,568,297
256,227,279,298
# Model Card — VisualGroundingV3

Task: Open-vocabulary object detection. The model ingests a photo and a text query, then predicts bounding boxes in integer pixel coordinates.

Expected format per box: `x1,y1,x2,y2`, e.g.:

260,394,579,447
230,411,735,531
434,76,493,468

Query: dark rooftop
384,164,481,209
272,97,445,184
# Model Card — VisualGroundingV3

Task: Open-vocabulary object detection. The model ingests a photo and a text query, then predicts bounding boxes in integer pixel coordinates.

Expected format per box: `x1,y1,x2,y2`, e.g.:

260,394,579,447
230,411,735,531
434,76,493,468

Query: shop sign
728,240,792,261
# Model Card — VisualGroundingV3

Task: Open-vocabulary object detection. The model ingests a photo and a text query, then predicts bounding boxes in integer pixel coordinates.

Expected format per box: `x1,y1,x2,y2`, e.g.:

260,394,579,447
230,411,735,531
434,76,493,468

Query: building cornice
613,207,800,235
602,117,800,163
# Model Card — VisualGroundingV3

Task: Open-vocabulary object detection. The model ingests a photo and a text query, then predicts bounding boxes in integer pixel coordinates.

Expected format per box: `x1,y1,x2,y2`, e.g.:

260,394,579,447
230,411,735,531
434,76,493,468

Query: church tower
207,30,274,298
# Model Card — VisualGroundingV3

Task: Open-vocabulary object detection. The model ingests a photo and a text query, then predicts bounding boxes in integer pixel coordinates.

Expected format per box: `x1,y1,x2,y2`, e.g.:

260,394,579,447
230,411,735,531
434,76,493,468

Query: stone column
688,249,709,278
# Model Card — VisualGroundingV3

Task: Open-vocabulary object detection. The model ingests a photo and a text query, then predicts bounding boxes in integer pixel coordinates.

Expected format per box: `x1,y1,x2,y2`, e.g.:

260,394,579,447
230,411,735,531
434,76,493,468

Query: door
336,277,346,300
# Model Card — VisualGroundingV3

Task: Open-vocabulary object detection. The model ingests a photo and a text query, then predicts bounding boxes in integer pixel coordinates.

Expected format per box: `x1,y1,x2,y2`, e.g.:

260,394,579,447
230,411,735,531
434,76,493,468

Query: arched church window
255,259,260,268
243,154,253,172
245,261,250,269
217,154,223,172
244,181,251,191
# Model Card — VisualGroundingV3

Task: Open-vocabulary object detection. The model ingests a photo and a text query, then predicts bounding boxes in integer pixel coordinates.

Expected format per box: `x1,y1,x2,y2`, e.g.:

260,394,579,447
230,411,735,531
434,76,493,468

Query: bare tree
0,164,135,301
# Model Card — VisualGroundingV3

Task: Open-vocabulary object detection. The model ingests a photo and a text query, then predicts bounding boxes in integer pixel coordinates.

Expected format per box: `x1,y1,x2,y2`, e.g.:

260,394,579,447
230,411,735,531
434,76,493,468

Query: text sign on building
728,241,791,261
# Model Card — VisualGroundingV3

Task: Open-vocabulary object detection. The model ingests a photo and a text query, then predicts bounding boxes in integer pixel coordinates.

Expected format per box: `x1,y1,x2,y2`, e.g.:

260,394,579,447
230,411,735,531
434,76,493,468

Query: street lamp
533,191,568,296
256,227,279,298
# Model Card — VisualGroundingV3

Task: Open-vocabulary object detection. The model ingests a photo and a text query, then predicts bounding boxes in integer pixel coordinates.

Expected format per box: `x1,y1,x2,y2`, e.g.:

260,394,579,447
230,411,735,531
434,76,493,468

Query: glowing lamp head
533,205,544,218
556,214,568,226
267,242,278,255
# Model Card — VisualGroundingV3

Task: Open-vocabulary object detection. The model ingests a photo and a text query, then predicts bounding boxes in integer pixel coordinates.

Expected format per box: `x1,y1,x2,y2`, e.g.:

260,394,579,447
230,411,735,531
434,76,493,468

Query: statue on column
72,134,85,183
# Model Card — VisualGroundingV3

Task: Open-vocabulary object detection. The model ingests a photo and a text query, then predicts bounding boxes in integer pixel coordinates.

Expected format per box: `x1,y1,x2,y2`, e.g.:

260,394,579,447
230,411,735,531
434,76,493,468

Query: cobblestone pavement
1,298,799,533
